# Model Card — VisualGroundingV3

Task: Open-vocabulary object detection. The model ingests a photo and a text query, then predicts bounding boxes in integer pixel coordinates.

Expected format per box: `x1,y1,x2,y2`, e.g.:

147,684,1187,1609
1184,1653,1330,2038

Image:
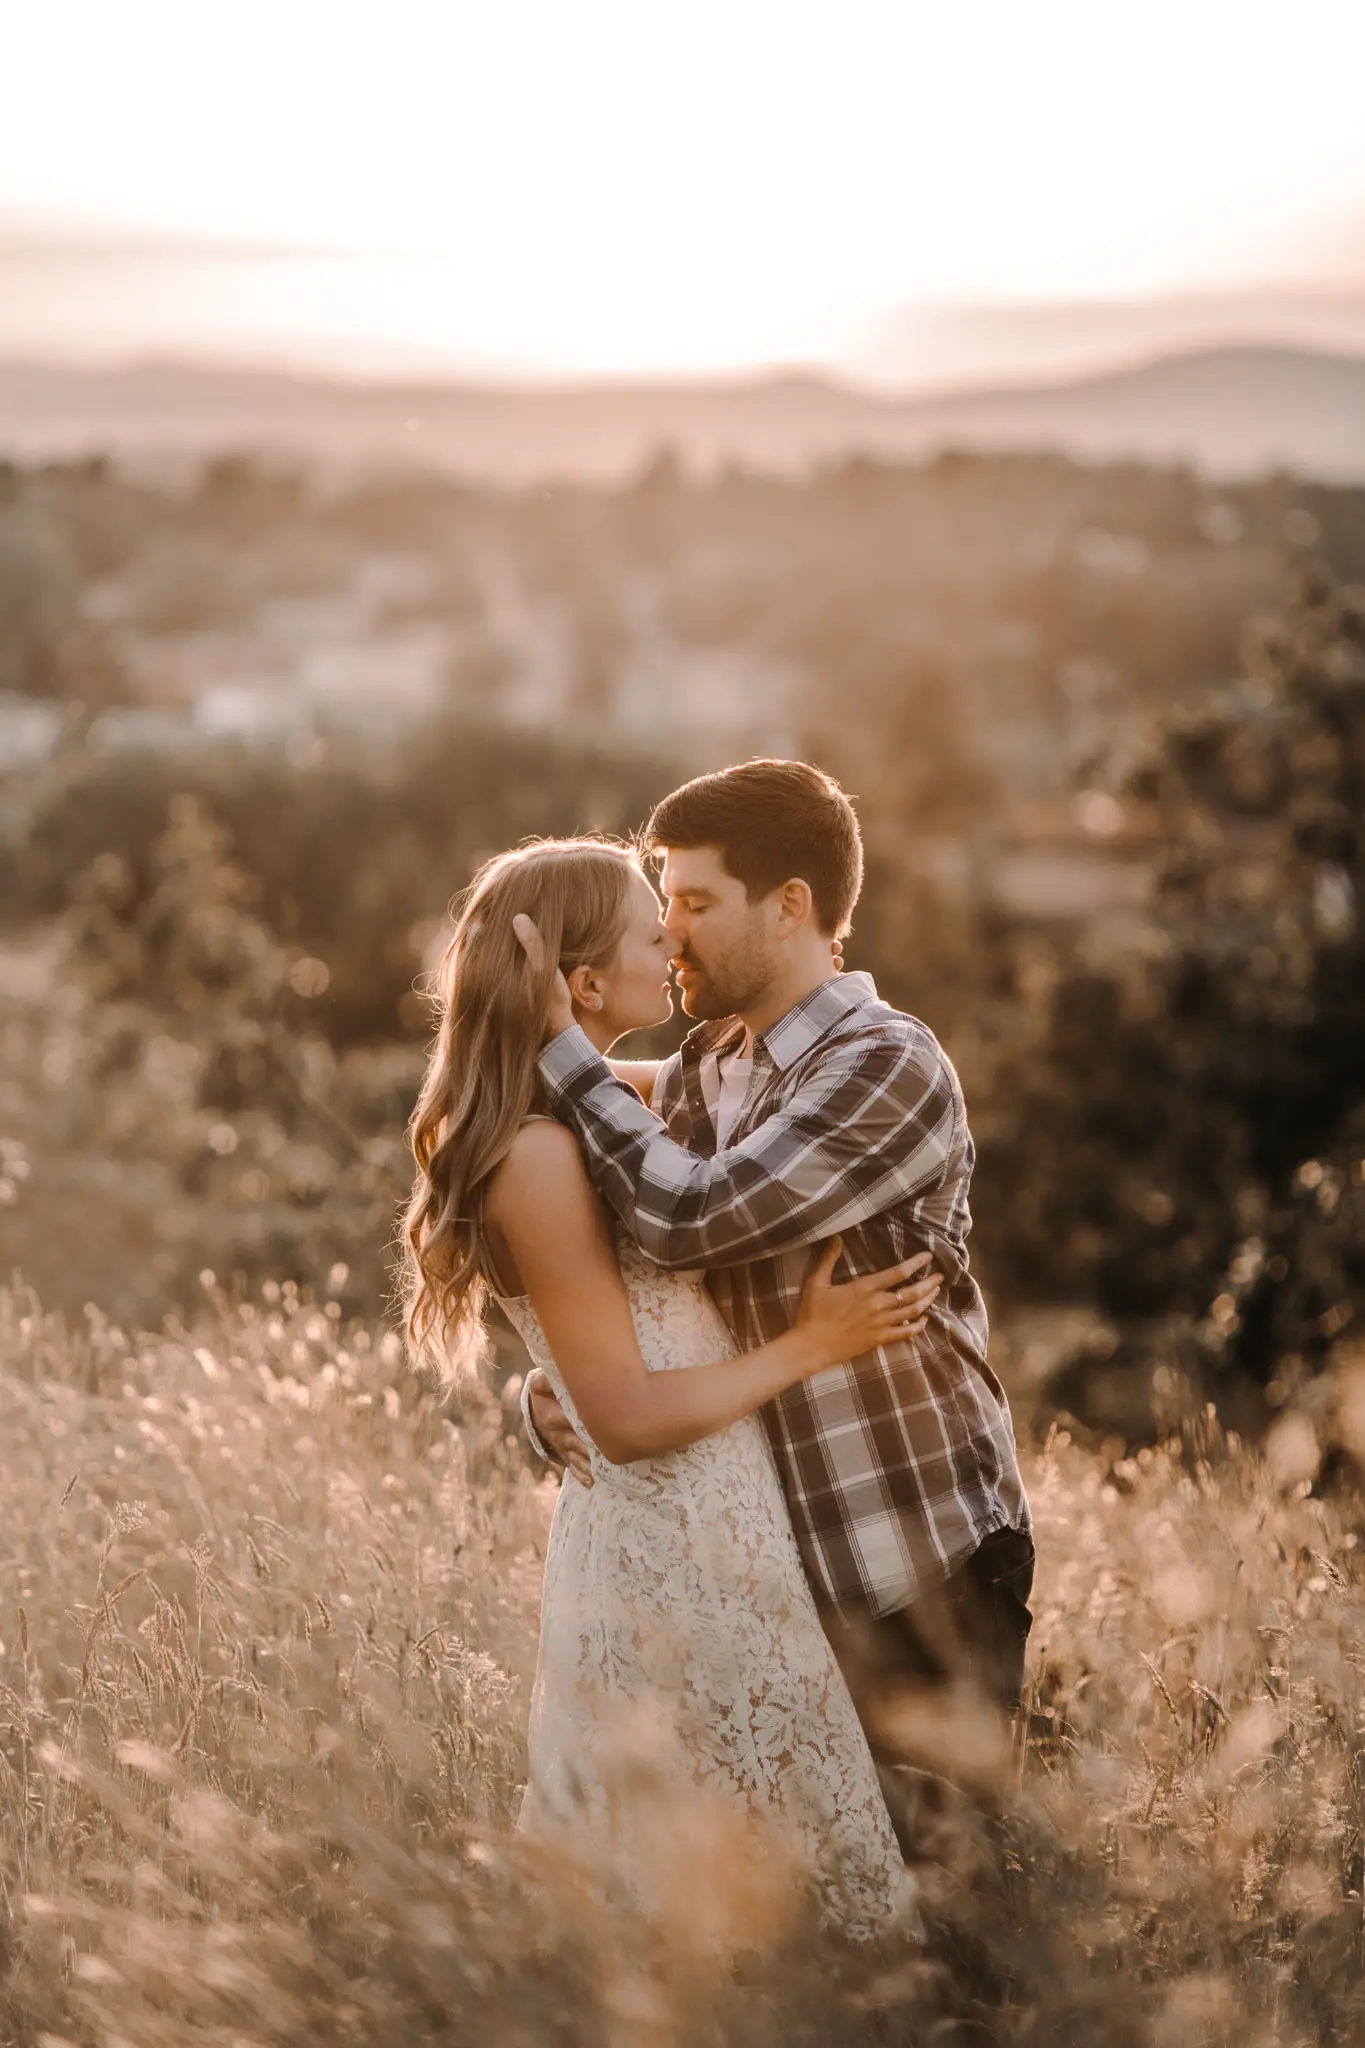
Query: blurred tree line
5,448,1363,745
12,719,671,1045
0,450,1361,1433
973,569,1364,1428
0,723,672,1322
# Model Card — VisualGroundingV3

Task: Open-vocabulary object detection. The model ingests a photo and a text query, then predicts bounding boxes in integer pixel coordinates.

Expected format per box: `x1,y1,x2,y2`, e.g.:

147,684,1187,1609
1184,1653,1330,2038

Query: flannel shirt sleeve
649,1049,685,1126
537,1023,958,1271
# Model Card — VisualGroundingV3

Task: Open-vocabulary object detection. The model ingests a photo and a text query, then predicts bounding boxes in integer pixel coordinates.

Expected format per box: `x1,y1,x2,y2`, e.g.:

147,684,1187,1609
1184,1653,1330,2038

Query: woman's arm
606,1058,662,1109
485,1120,936,1466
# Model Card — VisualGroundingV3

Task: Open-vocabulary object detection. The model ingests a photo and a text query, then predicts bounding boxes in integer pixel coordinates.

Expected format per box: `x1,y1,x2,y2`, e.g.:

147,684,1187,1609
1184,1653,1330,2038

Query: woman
401,837,937,1938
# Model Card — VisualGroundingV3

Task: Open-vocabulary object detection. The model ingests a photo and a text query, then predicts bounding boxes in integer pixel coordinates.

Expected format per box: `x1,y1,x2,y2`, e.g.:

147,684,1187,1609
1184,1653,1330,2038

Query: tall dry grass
0,1274,1362,2045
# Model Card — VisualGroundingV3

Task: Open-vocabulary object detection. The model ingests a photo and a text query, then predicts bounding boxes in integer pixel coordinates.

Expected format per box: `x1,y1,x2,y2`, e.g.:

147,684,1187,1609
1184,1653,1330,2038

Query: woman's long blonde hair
399,836,640,1379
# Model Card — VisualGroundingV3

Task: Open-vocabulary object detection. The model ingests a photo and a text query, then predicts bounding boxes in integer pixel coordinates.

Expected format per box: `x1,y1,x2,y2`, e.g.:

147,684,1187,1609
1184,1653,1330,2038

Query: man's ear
566,963,604,1012
774,878,814,937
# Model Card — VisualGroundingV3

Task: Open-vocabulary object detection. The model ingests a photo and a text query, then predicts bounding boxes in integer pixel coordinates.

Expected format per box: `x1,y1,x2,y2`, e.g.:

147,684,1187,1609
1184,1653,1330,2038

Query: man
520,759,1032,1811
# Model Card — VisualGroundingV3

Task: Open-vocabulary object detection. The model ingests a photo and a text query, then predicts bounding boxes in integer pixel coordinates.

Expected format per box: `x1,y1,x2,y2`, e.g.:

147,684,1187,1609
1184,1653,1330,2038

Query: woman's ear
565,963,604,1012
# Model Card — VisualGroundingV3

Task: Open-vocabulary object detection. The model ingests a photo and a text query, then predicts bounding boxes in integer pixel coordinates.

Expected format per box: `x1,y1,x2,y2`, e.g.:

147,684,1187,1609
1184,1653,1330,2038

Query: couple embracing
401,759,1032,1941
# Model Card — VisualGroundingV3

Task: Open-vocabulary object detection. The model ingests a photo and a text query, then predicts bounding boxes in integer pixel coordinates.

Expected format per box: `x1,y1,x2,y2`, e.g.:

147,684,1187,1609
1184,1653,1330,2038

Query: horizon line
3,333,1365,409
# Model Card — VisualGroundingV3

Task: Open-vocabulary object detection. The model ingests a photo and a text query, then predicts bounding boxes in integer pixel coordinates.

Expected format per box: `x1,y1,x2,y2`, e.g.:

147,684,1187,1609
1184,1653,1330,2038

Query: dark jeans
880,1523,1035,1713
819,1527,1035,1846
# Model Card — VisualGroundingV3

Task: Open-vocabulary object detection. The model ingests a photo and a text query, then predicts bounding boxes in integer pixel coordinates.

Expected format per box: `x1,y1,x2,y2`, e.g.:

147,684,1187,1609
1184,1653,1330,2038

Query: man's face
659,845,780,1020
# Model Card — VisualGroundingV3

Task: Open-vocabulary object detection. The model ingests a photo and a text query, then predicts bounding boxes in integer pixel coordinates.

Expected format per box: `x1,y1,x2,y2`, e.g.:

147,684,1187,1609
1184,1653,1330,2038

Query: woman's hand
793,1239,941,1369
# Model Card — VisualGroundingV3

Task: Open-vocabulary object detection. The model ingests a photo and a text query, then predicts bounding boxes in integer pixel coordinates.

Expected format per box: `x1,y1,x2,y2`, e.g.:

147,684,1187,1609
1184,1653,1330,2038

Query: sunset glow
5,0,1365,381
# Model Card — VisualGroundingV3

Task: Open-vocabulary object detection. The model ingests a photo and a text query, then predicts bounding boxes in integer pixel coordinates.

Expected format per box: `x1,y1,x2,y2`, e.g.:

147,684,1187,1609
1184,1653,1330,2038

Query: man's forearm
606,1058,661,1109
538,1025,954,1271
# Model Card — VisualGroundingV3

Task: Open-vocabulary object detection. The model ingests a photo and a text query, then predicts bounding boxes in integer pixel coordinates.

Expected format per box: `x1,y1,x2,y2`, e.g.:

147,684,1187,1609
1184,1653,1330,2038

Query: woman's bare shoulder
484,1119,594,1229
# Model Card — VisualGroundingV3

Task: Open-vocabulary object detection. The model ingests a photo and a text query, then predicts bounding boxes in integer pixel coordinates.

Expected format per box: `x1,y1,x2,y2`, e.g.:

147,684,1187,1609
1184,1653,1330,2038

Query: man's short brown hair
645,759,863,937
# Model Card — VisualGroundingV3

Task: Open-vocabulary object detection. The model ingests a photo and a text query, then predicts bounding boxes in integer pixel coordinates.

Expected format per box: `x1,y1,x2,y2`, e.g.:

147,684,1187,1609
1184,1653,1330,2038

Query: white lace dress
501,1232,914,1942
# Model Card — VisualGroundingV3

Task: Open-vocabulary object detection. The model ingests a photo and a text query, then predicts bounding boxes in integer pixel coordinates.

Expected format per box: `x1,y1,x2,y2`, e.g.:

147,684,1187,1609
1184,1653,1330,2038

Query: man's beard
679,974,732,1021
676,942,771,1021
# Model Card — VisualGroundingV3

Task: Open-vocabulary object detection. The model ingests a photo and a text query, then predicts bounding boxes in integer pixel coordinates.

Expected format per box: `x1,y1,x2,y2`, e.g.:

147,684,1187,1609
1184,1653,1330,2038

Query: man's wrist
519,1368,558,1467
537,1023,609,1107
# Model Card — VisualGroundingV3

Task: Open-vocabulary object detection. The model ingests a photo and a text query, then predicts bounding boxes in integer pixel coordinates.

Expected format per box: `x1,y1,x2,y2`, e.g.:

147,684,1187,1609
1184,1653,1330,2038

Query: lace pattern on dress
503,1230,914,1941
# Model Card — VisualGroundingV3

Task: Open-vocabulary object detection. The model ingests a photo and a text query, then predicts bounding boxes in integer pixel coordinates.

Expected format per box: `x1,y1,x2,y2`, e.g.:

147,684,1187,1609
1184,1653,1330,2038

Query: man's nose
663,904,686,939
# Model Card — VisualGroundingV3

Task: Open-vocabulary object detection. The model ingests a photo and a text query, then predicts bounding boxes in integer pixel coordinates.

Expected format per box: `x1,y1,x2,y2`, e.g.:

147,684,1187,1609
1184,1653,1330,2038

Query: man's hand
511,914,575,1042
527,1366,596,1487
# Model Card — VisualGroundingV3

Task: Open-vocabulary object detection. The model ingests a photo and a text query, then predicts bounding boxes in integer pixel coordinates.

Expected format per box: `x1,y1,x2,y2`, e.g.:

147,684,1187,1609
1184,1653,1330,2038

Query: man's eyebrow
669,888,716,903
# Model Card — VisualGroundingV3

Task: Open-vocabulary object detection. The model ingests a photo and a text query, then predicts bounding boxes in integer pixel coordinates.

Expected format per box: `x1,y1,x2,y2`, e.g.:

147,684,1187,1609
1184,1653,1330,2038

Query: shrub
975,572,1365,1411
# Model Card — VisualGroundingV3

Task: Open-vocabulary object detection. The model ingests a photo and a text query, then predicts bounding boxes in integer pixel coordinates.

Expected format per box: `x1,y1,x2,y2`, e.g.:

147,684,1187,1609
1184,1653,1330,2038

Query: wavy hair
399,836,639,1379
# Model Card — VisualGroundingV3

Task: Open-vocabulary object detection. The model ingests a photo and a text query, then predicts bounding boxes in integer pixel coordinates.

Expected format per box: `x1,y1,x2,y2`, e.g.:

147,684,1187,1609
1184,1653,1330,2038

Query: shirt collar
680,971,879,1074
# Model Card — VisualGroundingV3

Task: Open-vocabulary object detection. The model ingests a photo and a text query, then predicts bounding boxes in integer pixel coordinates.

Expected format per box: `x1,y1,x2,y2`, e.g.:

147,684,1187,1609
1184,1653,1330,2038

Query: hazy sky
5,0,1365,382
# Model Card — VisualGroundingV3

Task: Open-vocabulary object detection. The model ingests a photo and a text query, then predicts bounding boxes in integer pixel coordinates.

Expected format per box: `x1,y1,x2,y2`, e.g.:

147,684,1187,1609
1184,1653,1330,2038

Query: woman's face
589,870,675,1040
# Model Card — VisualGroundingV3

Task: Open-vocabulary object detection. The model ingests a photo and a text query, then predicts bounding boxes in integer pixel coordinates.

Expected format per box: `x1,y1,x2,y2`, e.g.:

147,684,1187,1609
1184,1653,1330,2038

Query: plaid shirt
537,971,1029,1619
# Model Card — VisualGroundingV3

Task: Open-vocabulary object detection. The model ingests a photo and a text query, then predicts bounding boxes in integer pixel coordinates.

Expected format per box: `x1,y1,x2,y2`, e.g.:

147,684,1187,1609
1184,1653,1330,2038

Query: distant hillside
1,344,1362,483
908,346,1365,482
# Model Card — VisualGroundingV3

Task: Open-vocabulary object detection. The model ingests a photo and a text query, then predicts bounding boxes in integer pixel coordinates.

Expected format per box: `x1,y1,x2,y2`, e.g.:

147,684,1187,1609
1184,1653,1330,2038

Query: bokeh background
3,10,1365,2044
3,2,1362,1441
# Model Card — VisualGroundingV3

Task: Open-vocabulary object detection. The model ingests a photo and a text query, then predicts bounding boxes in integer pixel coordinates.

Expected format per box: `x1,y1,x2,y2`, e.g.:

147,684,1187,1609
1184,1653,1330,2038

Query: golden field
0,1273,1362,2046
